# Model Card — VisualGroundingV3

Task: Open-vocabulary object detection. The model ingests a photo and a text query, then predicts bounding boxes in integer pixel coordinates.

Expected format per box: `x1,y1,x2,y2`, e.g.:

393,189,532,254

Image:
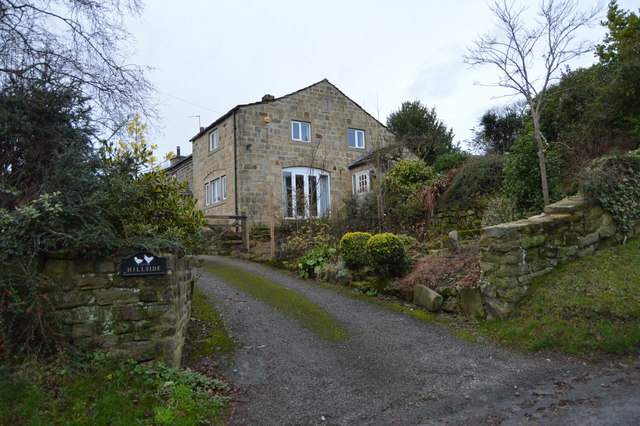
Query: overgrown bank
479,239,640,357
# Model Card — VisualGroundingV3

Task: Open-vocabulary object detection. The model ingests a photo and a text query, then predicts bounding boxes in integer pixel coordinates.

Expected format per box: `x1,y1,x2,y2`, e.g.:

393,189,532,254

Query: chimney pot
200,126,204,132
176,146,181,157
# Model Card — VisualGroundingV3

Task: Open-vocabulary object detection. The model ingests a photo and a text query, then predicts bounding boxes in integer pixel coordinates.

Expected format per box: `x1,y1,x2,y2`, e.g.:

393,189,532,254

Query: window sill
204,199,227,209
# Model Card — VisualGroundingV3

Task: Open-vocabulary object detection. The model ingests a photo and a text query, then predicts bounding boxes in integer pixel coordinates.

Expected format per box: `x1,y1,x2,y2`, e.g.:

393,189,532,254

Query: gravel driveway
196,256,640,425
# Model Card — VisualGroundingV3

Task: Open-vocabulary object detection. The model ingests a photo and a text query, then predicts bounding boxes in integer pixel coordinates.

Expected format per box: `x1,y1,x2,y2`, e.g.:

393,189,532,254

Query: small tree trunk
532,112,551,206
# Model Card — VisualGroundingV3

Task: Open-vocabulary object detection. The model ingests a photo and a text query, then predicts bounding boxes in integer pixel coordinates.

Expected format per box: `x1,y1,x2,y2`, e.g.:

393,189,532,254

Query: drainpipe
233,109,239,216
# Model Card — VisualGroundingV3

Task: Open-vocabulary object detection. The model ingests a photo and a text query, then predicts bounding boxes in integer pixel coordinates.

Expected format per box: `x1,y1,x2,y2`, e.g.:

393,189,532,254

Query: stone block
72,324,95,339
520,234,547,249
578,232,599,248
441,296,460,313
78,274,109,290
597,224,617,239
95,288,140,305
459,287,485,320
496,285,529,304
491,240,521,252
543,196,591,214
481,250,522,265
120,306,146,321
413,285,443,312
483,221,529,239
494,264,525,278
49,291,94,309
483,297,513,320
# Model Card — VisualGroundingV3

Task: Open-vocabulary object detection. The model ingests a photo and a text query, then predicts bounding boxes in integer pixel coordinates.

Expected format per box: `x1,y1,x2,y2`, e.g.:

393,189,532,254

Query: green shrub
382,159,439,231
432,152,471,173
278,219,334,263
502,132,561,215
396,234,417,249
481,194,518,227
580,151,640,236
332,193,379,235
440,154,505,210
296,245,338,279
339,232,372,269
366,233,407,276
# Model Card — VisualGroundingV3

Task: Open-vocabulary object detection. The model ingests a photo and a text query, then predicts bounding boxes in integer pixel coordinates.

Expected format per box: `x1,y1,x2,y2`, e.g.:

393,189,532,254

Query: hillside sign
121,252,166,277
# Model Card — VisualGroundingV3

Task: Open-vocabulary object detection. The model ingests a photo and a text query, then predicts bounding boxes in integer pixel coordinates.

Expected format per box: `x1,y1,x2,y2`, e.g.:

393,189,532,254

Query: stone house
165,147,193,196
189,79,394,225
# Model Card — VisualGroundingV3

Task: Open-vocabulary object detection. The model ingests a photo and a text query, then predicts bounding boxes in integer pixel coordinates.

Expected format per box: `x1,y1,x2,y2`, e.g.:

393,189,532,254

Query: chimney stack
169,145,185,167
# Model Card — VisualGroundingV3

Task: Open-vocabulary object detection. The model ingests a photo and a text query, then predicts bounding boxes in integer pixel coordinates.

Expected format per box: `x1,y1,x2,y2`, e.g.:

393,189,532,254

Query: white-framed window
348,128,365,148
211,179,220,203
352,170,371,195
291,121,311,142
204,175,226,205
282,167,330,219
209,129,218,151
221,175,227,200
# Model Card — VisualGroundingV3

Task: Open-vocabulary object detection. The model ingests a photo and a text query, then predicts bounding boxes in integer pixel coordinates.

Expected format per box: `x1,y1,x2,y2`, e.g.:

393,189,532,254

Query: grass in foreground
480,239,640,356
187,288,234,364
0,352,229,425
202,260,349,341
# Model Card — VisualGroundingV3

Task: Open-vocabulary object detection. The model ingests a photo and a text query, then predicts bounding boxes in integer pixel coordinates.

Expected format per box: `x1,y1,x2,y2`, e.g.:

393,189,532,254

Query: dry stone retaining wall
42,253,192,366
479,196,637,319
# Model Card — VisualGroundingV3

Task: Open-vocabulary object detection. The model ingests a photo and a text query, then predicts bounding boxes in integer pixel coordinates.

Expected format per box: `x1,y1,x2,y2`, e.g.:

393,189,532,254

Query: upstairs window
292,121,311,142
348,128,365,148
209,129,218,151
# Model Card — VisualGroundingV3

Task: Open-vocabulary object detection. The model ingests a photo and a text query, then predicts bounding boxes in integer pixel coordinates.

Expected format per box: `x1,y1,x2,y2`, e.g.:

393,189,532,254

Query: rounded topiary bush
339,232,372,269
366,232,407,276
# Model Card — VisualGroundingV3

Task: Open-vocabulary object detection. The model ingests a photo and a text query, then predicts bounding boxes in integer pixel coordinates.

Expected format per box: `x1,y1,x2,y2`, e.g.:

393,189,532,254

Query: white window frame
282,167,330,219
209,129,219,151
205,175,226,206
291,120,311,142
352,170,371,195
221,175,227,200
348,128,365,149
211,178,220,203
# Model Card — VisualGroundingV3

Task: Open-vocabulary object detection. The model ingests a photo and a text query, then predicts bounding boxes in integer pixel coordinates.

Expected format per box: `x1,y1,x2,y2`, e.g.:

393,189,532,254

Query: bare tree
465,0,600,205
0,0,153,133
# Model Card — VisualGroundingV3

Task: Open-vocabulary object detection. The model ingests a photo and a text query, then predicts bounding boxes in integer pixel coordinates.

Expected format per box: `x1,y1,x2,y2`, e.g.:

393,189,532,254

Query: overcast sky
128,0,635,162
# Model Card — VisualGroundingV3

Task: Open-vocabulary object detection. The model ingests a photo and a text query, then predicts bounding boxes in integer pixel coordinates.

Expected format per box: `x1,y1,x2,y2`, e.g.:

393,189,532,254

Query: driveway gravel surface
196,256,640,425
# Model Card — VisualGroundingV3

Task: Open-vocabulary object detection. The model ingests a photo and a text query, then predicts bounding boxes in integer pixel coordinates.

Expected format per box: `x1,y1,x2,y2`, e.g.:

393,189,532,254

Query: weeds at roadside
0,352,229,425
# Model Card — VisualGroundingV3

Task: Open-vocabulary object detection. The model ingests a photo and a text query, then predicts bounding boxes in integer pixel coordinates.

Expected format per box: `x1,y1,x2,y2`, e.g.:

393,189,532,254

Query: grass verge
187,288,234,364
0,352,229,425
202,260,349,342
480,239,640,357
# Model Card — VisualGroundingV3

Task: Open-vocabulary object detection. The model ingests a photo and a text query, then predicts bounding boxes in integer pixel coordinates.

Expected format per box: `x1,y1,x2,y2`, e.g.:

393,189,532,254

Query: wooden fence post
241,211,249,252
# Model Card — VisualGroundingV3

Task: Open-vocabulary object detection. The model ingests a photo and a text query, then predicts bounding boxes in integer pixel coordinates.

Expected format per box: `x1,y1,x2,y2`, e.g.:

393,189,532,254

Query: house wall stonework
191,80,393,224
192,116,236,217
166,155,193,194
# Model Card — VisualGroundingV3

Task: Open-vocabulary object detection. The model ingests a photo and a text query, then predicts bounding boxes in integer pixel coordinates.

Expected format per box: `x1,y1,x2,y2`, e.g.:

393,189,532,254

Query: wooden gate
204,212,249,252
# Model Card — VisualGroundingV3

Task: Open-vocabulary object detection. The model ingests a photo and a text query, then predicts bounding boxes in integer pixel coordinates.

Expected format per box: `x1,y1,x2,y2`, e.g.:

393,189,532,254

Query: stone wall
42,253,193,366
479,196,636,319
